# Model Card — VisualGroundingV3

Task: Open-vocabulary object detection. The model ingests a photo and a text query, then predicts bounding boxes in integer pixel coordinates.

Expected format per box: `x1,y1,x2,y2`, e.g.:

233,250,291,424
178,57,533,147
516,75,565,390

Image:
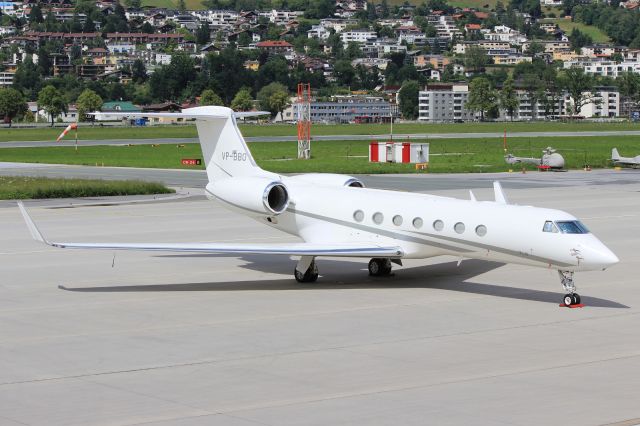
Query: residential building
418,83,477,122
580,44,628,58
0,71,15,87
414,54,451,70
319,18,358,33
286,95,396,124
454,40,510,54
341,29,377,46
521,40,570,54
255,40,294,56
563,59,640,78
563,87,620,118
481,25,527,45
307,25,331,40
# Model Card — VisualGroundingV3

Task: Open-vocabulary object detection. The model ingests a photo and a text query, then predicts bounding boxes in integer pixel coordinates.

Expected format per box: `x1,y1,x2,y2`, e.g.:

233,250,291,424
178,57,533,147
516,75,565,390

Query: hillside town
1,0,640,125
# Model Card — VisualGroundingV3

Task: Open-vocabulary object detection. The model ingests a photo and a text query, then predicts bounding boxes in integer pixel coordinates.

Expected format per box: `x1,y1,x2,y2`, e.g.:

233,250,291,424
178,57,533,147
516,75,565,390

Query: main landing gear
294,257,401,282
294,256,318,283
368,258,393,276
559,270,581,307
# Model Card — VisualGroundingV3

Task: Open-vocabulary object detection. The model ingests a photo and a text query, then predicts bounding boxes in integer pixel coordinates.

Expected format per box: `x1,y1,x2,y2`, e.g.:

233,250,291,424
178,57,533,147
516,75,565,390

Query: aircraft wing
18,202,403,258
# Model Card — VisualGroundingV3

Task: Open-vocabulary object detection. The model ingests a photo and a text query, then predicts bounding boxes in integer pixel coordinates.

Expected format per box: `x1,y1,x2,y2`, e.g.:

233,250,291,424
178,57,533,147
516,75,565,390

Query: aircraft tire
294,262,318,283
563,294,573,307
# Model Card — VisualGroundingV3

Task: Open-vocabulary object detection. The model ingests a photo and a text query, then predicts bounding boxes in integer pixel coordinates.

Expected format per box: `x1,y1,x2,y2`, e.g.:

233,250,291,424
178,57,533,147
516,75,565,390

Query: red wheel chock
559,303,585,308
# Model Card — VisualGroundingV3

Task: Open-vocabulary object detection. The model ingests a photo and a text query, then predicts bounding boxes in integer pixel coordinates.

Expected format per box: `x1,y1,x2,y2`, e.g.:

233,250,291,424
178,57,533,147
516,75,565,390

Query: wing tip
17,201,48,244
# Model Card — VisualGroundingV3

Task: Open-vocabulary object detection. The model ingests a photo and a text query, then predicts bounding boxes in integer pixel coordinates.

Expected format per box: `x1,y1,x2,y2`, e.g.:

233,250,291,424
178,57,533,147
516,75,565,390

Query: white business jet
18,106,619,307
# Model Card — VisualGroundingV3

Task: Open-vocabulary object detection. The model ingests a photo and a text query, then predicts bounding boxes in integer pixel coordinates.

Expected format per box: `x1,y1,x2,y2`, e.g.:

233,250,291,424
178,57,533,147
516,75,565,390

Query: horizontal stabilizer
18,203,403,258
91,107,269,122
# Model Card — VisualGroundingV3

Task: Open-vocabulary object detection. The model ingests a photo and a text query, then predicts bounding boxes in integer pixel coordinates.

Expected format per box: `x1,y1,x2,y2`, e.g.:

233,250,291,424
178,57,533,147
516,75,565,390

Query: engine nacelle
207,177,289,215
287,173,365,188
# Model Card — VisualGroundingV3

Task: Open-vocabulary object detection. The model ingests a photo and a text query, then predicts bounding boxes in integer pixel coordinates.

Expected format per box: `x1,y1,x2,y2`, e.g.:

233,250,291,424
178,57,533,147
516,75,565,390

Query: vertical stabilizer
612,148,621,161
185,106,270,183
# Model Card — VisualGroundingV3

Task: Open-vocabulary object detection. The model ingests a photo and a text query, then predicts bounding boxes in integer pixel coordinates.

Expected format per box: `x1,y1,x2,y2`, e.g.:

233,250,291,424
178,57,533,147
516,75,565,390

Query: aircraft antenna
297,83,311,159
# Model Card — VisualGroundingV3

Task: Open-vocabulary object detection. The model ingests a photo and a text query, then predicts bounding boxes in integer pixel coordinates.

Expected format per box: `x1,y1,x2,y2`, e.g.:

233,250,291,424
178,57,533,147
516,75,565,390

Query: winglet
469,190,477,202
493,181,508,204
17,201,49,244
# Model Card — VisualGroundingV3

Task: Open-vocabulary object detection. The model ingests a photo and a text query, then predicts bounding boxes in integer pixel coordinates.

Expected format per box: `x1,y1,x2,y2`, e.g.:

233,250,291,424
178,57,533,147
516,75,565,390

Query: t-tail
95,106,271,182
94,107,287,216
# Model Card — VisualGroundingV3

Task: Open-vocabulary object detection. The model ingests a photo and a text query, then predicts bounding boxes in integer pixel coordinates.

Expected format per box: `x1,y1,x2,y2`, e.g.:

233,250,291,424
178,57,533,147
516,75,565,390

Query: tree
464,45,489,73
38,85,68,126
76,89,103,122
132,59,147,84
230,87,254,111
617,71,640,119
398,80,419,120
499,76,519,121
569,28,593,53
29,5,43,24
200,89,224,106
178,0,186,12
0,88,28,127
560,67,596,116
466,77,497,121
268,91,290,121
196,23,211,45
257,82,289,118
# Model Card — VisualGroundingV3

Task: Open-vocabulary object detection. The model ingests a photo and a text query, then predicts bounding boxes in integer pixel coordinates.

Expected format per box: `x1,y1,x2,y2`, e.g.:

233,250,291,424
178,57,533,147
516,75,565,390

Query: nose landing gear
559,270,581,306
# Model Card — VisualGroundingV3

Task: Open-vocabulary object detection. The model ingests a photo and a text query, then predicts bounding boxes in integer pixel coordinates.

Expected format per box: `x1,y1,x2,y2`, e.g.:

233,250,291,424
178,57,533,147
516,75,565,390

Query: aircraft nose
580,239,619,270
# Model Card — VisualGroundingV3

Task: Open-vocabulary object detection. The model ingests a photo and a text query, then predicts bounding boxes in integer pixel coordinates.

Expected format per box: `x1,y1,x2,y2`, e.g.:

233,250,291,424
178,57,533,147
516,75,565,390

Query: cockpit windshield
555,220,590,234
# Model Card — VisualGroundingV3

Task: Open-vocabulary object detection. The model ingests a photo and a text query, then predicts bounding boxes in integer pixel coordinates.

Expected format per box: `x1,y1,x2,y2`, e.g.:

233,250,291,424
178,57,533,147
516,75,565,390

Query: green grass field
0,136,634,174
549,19,610,43
0,176,174,200
142,0,206,10
2,121,640,142
381,0,497,9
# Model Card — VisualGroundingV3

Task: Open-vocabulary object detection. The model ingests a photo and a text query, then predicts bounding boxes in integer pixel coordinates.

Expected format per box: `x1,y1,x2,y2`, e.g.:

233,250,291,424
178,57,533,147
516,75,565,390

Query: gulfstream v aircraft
18,106,619,307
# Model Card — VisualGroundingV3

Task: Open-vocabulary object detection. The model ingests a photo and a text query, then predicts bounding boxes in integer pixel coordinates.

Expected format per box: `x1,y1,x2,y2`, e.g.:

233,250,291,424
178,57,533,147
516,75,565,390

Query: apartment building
341,29,377,45
286,95,396,124
418,83,476,122
564,59,640,78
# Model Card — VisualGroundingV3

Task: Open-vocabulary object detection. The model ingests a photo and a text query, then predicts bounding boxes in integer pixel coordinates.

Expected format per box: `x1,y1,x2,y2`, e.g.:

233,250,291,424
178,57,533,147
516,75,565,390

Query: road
3,129,640,148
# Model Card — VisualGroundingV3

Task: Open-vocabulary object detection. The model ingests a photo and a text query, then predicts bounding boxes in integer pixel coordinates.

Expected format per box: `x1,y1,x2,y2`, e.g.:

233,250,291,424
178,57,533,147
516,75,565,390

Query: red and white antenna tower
297,83,311,159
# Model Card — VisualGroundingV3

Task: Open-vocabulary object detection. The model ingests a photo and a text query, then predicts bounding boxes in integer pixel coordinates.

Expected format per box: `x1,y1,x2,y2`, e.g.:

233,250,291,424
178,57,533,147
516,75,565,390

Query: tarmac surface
1,171,640,425
3,129,640,148
2,161,640,191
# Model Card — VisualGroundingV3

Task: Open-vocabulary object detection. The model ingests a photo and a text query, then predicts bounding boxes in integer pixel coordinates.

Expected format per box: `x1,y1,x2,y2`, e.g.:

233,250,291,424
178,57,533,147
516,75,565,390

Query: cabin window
433,220,444,231
454,222,465,234
392,215,403,226
412,217,423,229
475,225,487,236
543,221,559,233
353,210,364,222
556,220,590,234
372,212,384,225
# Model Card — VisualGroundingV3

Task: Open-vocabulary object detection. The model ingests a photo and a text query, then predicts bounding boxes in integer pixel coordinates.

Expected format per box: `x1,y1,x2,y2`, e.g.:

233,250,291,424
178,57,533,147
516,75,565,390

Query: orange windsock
56,123,78,142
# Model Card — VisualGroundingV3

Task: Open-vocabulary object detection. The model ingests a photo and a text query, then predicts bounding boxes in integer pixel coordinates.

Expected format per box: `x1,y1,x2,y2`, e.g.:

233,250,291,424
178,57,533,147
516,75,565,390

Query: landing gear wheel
558,271,581,306
572,293,581,305
295,261,318,283
368,258,392,276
